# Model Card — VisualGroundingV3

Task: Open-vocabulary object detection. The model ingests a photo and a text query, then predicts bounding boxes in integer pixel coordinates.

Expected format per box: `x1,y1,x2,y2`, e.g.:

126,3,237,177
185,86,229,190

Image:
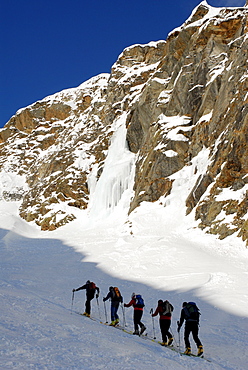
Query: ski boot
83,312,90,317
140,325,146,335
114,319,119,326
167,337,173,346
184,347,191,355
133,330,139,335
197,345,204,357
109,321,117,326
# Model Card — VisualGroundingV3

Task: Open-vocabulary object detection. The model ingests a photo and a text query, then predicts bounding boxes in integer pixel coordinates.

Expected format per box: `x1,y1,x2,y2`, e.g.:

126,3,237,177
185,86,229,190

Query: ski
74,311,211,362
141,335,211,362
111,325,133,335
74,311,105,324
159,344,211,362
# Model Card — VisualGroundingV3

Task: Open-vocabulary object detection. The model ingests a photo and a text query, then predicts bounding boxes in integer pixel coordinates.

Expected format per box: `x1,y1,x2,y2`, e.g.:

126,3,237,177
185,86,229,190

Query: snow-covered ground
1,182,248,370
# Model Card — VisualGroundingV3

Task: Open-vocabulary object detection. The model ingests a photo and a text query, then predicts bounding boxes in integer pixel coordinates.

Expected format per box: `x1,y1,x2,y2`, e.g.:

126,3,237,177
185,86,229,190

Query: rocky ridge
0,1,247,244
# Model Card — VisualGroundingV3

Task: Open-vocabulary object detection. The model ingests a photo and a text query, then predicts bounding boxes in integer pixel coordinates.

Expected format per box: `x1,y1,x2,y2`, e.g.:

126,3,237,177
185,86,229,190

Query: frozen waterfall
88,114,136,220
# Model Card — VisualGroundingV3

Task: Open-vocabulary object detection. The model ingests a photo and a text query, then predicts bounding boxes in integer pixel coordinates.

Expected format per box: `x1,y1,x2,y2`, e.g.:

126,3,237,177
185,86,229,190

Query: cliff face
0,2,247,244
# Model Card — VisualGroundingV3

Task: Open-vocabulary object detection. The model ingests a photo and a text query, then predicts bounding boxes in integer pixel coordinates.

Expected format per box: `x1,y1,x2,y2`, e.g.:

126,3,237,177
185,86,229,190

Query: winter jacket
124,298,143,311
152,303,172,320
178,305,199,328
103,288,123,303
75,282,99,298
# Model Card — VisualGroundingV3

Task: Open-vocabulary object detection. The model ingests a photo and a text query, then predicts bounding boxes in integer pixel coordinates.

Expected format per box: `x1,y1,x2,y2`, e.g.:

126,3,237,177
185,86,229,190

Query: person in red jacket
124,293,146,335
152,299,174,346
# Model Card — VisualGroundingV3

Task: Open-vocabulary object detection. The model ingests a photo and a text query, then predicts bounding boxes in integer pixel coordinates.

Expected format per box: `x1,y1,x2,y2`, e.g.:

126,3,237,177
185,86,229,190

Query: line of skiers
72,280,203,357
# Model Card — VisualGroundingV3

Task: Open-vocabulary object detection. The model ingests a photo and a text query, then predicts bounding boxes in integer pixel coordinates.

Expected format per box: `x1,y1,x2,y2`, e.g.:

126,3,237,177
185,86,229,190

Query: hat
131,292,136,298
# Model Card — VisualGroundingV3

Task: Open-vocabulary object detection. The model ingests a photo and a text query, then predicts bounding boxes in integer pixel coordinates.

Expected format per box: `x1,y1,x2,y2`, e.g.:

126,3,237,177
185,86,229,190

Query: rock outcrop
0,1,247,244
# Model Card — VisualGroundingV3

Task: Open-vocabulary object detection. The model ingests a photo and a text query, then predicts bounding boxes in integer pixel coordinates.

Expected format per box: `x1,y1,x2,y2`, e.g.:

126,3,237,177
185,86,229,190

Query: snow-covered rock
0,2,247,246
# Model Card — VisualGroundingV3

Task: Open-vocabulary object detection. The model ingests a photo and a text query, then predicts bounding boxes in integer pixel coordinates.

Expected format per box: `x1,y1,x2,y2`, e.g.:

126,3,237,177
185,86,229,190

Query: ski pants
111,301,119,322
133,310,144,331
85,294,94,315
159,319,172,343
184,321,202,348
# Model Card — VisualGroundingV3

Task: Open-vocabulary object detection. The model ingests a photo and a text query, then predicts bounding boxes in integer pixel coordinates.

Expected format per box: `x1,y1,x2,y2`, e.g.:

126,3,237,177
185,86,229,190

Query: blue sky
0,0,245,128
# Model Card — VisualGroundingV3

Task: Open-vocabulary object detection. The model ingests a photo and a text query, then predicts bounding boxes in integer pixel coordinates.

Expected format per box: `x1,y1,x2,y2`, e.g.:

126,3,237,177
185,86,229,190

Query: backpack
89,282,96,291
135,294,145,308
112,287,121,300
162,300,173,315
184,302,200,321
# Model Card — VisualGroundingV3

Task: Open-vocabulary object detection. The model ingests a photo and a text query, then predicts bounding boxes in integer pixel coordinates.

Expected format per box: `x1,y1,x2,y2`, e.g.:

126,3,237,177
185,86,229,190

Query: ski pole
121,303,126,327
96,297,102,322
71,290,75,314
104,301,108,323
170,327,178,347
150,308,156,339
177,321,181,351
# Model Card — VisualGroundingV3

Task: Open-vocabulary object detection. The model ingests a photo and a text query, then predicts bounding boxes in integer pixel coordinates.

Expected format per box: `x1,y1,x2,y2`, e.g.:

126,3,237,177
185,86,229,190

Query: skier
177,301,203,356
72,280,99,317
103,286,123,326
124,293,146,335
152,299,174,346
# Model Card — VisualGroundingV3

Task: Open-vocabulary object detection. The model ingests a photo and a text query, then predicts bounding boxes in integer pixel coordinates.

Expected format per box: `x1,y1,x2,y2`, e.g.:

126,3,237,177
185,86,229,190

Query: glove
103,298,106,302
177,324,181,333
96,294,99,299
124,303,127,307
72,289,75,292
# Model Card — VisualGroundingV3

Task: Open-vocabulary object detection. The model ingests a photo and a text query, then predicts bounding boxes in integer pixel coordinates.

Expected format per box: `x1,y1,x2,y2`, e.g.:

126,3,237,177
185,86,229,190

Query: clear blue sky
0,0,245,128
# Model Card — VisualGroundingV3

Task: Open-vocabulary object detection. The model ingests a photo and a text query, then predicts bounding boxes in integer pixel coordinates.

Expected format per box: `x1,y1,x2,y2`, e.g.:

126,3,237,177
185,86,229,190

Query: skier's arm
152,306,159,317
96,286,100,298
124,298,135,308
74,284,87,292
103,291,111,301
177,309,185,331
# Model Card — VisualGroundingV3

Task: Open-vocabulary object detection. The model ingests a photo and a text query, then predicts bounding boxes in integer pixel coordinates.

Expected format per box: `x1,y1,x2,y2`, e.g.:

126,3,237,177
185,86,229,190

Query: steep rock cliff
0,1,247,244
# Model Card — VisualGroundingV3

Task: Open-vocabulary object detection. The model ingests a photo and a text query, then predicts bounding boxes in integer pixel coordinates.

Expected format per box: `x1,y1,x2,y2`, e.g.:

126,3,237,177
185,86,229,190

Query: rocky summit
0,1,247,245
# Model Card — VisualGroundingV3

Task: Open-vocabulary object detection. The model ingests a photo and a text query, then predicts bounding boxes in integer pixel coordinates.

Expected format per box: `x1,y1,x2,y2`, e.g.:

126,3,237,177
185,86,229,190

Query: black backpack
162,300,173,315
184,302,200,321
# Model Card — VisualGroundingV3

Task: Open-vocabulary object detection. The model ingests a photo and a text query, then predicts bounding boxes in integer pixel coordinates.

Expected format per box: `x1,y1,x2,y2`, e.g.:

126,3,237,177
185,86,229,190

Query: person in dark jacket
152,300,174,346
177,301,203,356
103,286,123,326
73,280,99,317
124,293,146,335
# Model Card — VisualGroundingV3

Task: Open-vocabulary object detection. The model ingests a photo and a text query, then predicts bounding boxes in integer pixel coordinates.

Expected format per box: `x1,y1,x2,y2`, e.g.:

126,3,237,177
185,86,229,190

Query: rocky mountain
0,1,247,245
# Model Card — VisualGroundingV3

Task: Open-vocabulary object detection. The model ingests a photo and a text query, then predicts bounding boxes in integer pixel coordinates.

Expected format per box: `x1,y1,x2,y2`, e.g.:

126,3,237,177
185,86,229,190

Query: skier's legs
111,302,119,321
111,304,116,321
164,319,173,339
114,302,119,321
184,322,191,348
134,310,143,330
85,294,94,315
159,320,168,343
192,322,202,347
